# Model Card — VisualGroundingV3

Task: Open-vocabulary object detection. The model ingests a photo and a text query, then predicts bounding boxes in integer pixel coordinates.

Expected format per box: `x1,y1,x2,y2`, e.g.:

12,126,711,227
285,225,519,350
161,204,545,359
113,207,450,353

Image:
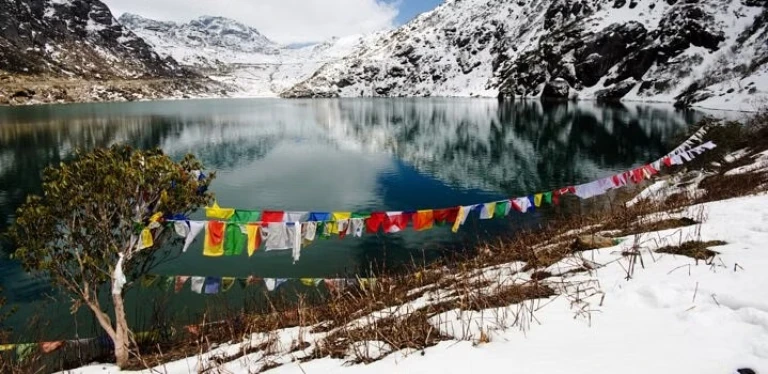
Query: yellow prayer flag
451,206,466,233
222,277,236,292
205,201,235,220
245,224,260,257
534,193,543,207
330,212,351,234
139,228,154,249
150,212,163,223
300,278,316,287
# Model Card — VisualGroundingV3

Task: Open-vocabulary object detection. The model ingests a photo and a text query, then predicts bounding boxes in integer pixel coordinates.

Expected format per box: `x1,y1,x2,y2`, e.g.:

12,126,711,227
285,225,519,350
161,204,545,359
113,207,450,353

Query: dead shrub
656,240,727,261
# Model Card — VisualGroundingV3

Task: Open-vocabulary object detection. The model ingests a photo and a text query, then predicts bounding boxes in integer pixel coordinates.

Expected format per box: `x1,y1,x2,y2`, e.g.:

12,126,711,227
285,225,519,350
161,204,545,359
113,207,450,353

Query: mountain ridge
118,13,281,68
0,0,189,79
280,0,768,111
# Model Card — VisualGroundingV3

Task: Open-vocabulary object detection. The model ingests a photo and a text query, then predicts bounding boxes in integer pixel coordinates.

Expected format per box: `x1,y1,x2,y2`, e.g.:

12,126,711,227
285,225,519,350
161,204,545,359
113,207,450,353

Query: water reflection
0,98,701,338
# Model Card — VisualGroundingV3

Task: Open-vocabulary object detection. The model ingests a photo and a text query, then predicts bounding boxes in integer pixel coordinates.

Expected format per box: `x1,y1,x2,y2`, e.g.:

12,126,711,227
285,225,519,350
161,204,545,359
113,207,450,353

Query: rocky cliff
281,0,768,110
0,0,225,105
0,0,190,79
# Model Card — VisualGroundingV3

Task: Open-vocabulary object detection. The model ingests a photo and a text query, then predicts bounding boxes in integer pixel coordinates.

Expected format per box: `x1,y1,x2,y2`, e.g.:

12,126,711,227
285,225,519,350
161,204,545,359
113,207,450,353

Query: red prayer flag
434,208,459,224
366,212,386,233
261,211,285,223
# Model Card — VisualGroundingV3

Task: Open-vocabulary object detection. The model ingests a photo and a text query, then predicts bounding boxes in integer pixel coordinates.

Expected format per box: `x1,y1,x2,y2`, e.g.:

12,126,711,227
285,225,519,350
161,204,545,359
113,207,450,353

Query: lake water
0,98,702,340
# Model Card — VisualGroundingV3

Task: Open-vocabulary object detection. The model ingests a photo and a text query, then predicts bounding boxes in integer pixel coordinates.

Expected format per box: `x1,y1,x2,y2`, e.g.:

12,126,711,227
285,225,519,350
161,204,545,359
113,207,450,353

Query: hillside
0,0,221,105
0,0,188,79
281,0,768,111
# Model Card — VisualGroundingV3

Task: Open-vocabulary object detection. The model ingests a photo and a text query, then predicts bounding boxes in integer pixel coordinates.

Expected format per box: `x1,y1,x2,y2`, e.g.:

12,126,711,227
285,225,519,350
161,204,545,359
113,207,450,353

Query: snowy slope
208,35,375,97
281,0,768,110
120,13,372,97
66,191,768,374
118,14,280,68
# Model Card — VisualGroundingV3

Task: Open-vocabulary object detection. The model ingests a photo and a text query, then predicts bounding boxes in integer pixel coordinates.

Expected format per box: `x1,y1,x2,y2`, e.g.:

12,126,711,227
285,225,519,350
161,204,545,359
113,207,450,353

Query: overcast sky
101,0,444,45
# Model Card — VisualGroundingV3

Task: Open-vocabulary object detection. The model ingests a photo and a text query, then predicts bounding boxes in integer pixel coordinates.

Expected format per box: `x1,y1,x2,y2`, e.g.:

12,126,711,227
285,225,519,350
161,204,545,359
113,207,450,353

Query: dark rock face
542,79,572,99
497,1,730,102
595,80,636,101
0,0,190,78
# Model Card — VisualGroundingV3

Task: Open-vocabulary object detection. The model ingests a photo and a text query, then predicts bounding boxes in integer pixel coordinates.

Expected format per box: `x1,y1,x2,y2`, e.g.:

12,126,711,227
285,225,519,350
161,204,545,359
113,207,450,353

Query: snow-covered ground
67,190,768,374
207,35,378,97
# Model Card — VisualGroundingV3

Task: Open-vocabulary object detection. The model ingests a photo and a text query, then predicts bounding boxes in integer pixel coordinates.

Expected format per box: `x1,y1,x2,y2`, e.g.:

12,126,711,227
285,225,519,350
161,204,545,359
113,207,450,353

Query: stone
542,78,571,99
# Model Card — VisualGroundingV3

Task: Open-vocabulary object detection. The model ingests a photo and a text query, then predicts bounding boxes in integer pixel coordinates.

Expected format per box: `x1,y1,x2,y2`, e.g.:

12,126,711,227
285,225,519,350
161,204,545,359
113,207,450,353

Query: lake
0,98,702,340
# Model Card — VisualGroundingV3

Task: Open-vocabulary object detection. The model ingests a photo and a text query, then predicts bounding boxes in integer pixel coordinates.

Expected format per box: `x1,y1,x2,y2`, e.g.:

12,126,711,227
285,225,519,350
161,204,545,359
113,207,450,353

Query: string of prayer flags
169,136,716,263
155,274,380,295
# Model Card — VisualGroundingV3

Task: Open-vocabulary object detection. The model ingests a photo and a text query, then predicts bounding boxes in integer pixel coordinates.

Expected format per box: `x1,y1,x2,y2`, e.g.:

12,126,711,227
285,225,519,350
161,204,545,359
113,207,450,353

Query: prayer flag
261,211,285,223
203,221,225,257
223,223,246,256
231,210,261,224
205,201,235,220
245,224,261,256
413,210,434,231
366,212,386,233
434,208,459,225
479,202,496,219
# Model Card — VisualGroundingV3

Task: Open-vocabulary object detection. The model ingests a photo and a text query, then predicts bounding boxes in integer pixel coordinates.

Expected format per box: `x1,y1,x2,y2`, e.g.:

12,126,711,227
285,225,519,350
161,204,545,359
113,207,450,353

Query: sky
101,0,444,45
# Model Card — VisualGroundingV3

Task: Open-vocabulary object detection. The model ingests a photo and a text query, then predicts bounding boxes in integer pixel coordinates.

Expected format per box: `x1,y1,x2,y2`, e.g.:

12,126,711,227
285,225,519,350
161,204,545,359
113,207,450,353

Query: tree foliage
7,145,215,366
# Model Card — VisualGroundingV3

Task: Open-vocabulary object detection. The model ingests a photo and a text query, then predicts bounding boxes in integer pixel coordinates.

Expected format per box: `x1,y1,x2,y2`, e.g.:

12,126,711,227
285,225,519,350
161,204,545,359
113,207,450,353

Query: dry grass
316,311,449,364
610,217,699,237
656,240,727,261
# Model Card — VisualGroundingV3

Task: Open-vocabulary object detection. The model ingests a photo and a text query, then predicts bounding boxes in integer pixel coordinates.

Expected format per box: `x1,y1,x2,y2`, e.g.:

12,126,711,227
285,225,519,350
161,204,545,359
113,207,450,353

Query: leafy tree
7,145,215,368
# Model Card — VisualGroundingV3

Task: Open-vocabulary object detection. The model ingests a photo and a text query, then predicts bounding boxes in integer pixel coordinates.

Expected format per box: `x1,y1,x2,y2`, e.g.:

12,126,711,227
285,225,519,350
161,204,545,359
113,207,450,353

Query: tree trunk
112,292,131,368
111,252,131,368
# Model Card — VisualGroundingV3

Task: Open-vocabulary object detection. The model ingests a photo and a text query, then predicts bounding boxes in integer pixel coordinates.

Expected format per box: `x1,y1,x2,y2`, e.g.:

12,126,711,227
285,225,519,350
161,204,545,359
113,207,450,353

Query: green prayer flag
224,224,246,256
351,212,371,219
159,276,174,291
494,201,508,218
15,343,36,362
231,210,261,224
141,274,159,288
544,192,553,205
317,222,331,239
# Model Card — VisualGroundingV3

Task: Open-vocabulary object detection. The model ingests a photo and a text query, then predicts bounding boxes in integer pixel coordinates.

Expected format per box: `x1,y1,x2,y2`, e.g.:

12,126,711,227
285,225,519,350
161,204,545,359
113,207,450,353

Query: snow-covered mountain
281,0,768,111
118,14,280,68
0,0,188,79
120,13,372,97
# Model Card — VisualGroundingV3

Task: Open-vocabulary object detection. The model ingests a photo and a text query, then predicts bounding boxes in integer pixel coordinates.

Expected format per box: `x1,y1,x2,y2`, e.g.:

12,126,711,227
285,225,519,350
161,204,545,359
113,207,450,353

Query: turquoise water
0,98,701,339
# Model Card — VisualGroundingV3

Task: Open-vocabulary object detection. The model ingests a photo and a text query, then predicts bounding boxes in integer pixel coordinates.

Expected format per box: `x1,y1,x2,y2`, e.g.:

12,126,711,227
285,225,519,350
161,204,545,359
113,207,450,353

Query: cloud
101,0,398,44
